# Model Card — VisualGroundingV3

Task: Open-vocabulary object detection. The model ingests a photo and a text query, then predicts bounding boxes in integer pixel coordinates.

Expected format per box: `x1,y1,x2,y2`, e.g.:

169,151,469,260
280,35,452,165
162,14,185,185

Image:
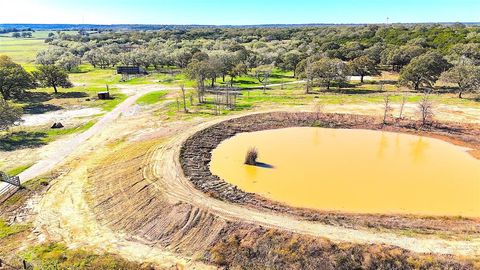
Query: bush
244,147,258,165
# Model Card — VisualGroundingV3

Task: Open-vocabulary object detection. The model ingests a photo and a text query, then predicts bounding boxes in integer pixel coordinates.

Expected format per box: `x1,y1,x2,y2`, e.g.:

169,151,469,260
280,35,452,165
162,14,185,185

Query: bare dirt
9,85,211,269
21,107,103,127
171,112,480,256
4,85,480,268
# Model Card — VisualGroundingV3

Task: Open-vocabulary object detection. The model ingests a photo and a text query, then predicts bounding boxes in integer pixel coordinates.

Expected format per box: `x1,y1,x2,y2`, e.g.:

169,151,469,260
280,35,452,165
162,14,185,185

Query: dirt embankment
180,112,480,236
87,140,228,258
86,126,480,269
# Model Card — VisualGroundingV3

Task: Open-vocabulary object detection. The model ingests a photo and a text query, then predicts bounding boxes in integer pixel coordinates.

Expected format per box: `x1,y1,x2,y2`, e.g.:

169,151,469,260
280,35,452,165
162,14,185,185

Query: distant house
116,66,147,75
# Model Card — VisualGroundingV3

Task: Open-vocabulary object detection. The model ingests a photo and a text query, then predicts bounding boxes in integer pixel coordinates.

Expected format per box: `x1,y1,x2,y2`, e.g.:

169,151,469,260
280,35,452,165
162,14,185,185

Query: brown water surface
210,127,480,217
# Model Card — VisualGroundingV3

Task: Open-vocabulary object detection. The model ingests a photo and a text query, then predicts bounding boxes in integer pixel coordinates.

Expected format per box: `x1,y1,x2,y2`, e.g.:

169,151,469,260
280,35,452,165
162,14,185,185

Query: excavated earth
87,112,480,269
180,112,480,236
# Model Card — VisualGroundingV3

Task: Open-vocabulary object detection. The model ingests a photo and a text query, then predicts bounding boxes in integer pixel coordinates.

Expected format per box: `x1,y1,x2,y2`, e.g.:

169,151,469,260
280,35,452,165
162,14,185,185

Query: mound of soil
180,112,480,236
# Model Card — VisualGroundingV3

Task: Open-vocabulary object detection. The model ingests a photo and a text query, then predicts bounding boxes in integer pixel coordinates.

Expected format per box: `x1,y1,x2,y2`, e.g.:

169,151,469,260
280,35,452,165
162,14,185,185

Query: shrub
244,147,258,165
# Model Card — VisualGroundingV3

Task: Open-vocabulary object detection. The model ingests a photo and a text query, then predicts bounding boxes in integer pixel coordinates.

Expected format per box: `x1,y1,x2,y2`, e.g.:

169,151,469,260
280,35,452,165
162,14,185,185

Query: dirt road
0,86,164,196
32,85,213,268
150,114,480,257
21,88,480,268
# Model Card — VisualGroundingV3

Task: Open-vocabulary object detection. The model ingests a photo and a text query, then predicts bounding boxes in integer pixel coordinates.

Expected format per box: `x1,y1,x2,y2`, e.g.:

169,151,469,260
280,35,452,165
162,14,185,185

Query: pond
210,127,480,217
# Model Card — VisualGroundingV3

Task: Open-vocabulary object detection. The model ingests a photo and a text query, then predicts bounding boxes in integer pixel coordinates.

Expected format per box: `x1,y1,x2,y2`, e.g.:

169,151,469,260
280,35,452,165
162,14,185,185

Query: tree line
36,24,480,98
1,24,480,130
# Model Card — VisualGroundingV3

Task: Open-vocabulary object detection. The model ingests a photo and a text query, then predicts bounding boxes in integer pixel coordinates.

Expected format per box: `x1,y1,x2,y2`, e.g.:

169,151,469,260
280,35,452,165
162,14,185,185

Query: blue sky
1,0,479,25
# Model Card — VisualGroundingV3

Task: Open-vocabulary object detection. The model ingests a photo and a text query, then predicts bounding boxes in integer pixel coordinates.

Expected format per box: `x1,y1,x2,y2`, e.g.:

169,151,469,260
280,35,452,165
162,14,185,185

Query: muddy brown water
210,127,480,217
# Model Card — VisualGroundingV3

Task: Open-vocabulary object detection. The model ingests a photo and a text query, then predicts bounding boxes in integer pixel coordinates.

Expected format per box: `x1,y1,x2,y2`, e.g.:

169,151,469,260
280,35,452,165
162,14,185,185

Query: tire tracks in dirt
149,113,480,257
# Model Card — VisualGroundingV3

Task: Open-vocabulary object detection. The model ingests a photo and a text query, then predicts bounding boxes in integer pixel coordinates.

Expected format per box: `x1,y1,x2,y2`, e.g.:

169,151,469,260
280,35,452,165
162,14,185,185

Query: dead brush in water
244,147,258,165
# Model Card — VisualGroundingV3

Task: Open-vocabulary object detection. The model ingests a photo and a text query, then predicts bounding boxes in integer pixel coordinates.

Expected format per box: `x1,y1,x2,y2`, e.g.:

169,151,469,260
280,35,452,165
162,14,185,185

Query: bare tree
180,84,188,113
398,95,407,119
418,91,434,126
254,65,272,94
313,101,324,120
383,94,392,125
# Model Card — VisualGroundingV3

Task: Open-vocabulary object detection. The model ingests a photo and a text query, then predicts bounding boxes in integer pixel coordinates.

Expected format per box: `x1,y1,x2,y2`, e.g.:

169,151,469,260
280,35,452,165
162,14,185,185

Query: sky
1,0,479,25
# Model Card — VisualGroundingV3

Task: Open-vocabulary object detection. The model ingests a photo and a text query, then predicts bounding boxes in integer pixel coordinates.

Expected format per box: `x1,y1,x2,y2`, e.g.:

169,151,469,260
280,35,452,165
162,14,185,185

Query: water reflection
410,137,429,163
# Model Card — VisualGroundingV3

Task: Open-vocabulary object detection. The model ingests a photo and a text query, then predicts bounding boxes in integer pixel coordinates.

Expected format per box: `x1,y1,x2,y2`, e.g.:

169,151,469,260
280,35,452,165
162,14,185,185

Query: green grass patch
0,120,97,152
136,90,168,105
99,93,127,111
220,69,296,88
22,243,149,270
0,219,30,239
0,34,47,66
6,164,33,176
44,120,96,142
160,83,480,122
69,67,121,86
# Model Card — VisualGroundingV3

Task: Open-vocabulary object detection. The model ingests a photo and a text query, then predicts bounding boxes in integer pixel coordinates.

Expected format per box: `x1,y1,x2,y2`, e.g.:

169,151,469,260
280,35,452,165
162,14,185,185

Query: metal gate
0,172,21,187
0,172,21,204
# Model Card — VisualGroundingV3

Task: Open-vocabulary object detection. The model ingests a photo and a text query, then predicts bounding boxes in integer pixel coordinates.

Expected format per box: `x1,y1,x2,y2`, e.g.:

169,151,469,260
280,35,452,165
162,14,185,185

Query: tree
83,50,99,68
36,47,64,66
0,98,23,131
217,52,236,82
21,32,32,38
418,92,434,126
172,49,193,68
364,43,386,65
400,52,451,91
180,85,188,113
348,55,380,83
338,41,365,61
381,45,425,71
33,65,73,94
282,50,303,77
254,65,273,94
11,32,21,38
295,58,308,79
57,52,81,72
440,64,480,98
192,51,209,62
0,55,36,100
383,94,392,124
228,63,247,86
185,59,210,103
148,49,171,70
84,49,118,69
308,58,347,90
449,43,480,65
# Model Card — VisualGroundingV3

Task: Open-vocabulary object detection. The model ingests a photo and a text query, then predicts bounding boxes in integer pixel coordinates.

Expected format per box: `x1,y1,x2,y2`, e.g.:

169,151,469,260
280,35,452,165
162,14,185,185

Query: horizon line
1,22,479,27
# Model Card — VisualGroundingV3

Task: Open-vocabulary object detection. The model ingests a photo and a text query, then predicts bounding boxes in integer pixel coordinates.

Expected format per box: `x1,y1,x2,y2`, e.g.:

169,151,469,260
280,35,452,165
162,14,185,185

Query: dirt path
150,113,480,257
0,86,166,196
34,145,212,269
15,87,480,267
32,85,214,269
